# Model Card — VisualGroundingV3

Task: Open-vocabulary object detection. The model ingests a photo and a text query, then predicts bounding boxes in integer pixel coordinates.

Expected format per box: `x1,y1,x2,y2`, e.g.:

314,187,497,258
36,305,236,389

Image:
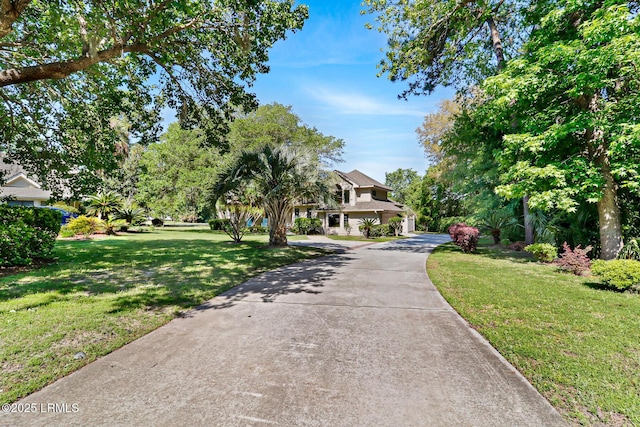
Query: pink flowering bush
553,242,592,275
448,223,480,253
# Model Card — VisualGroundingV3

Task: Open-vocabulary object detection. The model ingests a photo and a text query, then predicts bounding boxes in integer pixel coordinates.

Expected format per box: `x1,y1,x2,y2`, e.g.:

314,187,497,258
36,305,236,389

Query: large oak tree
0,0,307,195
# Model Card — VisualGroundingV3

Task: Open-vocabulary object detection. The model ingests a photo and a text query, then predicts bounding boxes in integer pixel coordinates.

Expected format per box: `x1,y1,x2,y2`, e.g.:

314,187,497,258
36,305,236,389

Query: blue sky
247,0,454,183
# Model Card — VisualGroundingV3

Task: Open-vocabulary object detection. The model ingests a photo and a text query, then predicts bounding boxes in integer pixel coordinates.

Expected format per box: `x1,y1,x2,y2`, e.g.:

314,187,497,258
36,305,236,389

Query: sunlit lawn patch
0,229,327,404
427,240,640,425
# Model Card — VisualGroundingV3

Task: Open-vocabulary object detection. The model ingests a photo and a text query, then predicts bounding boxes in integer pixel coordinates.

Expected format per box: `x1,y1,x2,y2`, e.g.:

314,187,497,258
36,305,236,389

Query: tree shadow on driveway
366,234,451,253
189,254,354,313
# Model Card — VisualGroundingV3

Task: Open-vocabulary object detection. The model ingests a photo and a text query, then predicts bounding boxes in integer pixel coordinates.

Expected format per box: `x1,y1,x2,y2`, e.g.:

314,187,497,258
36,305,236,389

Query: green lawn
427,240,640,426
325,234,409,243
0,229,327,404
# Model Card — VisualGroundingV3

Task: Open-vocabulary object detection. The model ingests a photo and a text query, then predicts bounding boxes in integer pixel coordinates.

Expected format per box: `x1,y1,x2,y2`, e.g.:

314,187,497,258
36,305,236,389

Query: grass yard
325,234,409,243
0,229,328,404
427,240,640,426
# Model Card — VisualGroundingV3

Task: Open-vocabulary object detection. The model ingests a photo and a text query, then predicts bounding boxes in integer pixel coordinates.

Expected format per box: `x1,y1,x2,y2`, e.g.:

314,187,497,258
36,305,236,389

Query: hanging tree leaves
0,0,308,195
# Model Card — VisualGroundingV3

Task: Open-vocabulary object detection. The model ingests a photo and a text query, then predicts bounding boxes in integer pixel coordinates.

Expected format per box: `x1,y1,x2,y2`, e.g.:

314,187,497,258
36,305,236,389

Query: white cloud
307,86,427,117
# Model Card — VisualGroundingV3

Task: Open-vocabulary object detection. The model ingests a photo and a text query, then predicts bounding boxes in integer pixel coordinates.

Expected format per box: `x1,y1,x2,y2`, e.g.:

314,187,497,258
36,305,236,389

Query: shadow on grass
0,237,335,314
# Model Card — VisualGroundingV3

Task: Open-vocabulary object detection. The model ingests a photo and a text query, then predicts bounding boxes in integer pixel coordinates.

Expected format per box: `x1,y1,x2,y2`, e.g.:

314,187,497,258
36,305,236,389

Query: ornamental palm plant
215,144,333,246
86,191,123,220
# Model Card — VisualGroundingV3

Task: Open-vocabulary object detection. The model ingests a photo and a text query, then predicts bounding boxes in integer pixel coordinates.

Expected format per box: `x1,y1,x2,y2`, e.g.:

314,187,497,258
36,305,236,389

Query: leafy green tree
385,168,419,204
480,3,640,259
405,166,466,232
215,144,332,246
0,1,307,195
137,123,220,222
364,0,541,242
228,103,345,166
362,0,525,96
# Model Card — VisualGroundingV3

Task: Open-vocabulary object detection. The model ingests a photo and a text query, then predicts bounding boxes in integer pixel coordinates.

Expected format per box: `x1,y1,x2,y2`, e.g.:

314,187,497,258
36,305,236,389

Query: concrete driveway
1,234,565,426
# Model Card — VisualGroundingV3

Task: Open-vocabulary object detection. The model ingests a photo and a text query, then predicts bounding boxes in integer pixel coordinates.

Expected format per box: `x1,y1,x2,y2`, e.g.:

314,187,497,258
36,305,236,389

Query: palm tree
86,191,123,220
115,200,147,225
215,144,332,246
358,218,378,239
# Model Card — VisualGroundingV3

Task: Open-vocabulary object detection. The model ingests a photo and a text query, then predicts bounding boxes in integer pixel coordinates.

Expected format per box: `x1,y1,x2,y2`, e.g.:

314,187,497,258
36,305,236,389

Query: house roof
0,185,51,201
336,170,393,191
1,157,52,201
0,158,28,182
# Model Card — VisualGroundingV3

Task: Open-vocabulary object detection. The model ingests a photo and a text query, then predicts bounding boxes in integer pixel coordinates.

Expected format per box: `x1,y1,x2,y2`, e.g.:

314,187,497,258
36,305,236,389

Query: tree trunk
487,17,505,70
523,195,534,245
266,201,289,247
595,154,623,260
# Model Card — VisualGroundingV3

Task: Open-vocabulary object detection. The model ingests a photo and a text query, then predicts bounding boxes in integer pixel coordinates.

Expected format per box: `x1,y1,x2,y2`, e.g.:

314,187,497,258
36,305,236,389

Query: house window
343,190,349,204
344,214,349,225
294,208,300,218
306,210,312,218
328,214,340,227
372,190,377,197
8,200,34,207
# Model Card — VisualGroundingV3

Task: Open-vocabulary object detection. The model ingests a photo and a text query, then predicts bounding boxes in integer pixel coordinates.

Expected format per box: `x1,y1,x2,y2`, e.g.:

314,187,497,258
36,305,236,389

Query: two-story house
293,169,415,235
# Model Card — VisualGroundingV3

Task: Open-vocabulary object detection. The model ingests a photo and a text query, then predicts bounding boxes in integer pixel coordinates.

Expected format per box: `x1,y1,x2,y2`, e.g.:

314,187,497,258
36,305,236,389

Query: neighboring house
0,158,51,206
293,169,416,235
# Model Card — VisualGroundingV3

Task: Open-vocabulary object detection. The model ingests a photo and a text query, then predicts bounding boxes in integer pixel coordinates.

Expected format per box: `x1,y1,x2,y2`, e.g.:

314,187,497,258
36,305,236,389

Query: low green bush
59,225,75,238
293,217,311,234
249,225,268,234
591,259,640,292
525,243,558,263
66,215,103,236
208,218,230,231
0,205,62,266
369,224,393,238
500,238,510,246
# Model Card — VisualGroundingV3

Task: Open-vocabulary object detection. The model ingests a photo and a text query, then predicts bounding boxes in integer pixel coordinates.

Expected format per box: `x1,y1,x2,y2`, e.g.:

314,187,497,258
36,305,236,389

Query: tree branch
0,0,32,38
0,41,149,86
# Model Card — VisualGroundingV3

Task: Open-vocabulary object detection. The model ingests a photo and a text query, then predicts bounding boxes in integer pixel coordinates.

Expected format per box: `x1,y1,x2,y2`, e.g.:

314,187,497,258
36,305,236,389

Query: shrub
59,226,75,238
151,218,164,227
554,242,592,275
66,215,103,236
208,218,230,231
388,217,403,236
308,218,322,234
448,223,480,253
500,238,510,246
525,243,558,263
249,225,268,234
617,238,640,261
293,217,311,235
369,224,392,238
0,205,62,266
591,259,640,292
